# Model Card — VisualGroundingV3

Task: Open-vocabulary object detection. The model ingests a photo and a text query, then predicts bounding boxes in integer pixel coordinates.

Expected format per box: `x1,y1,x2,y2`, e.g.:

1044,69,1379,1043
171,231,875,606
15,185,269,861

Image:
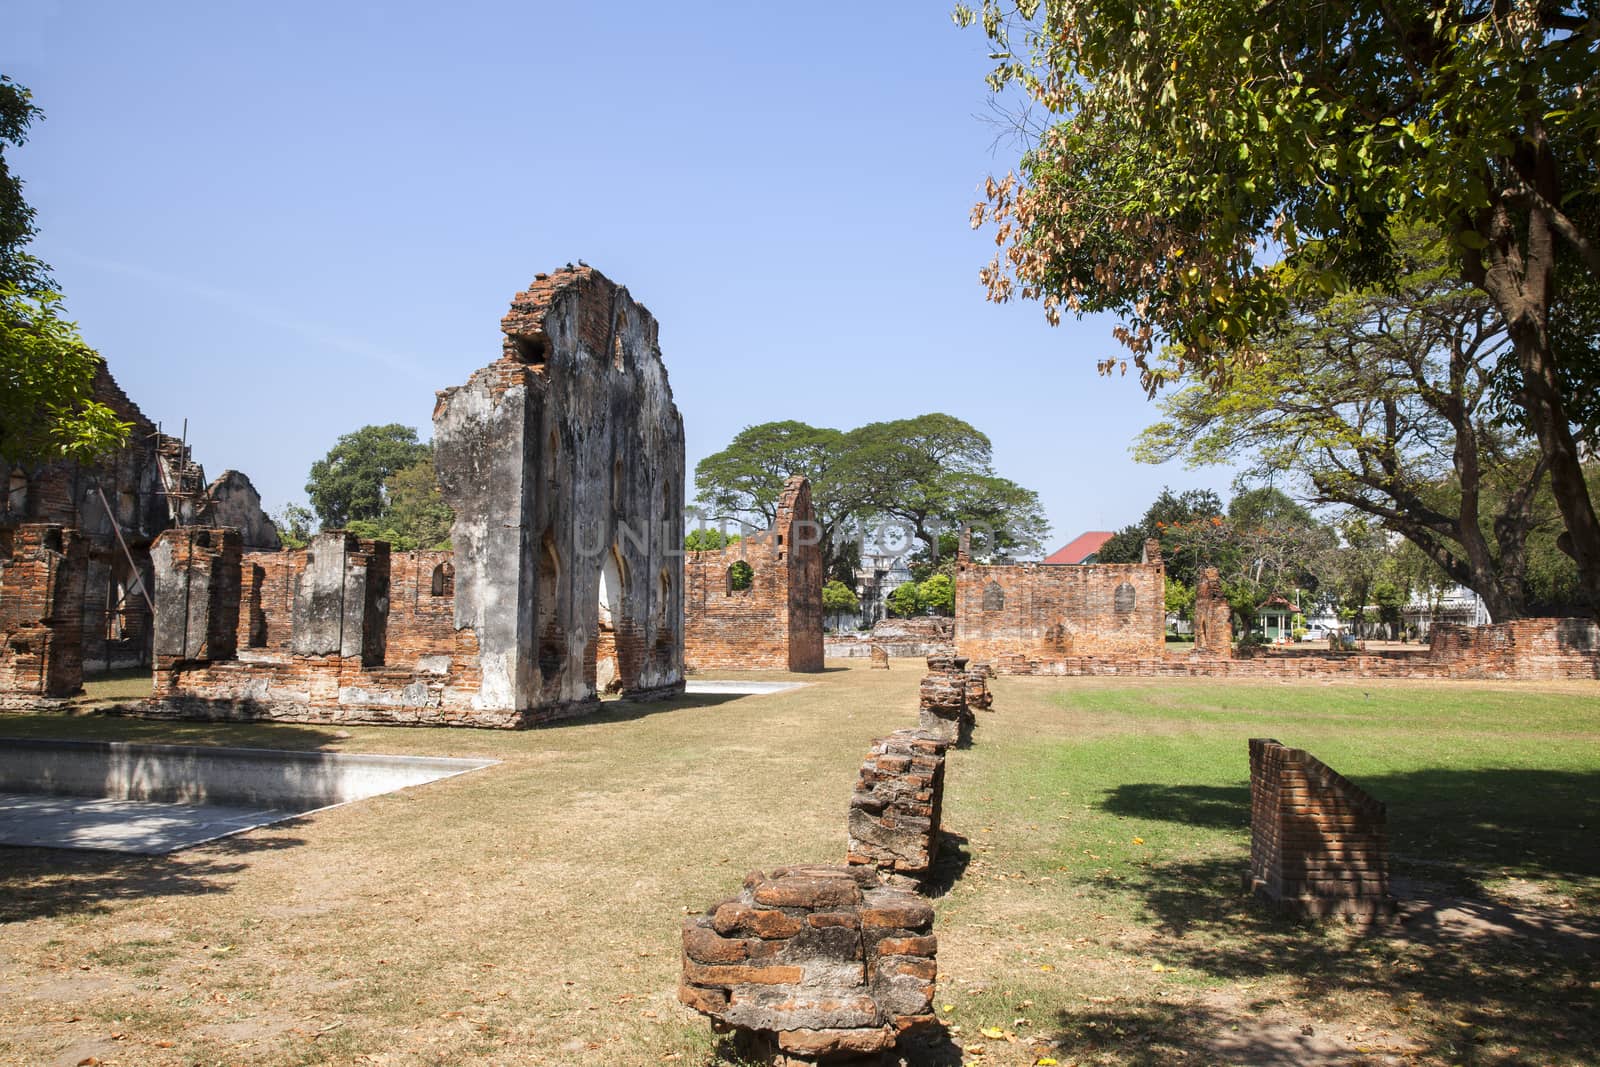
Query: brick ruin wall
1,363,279,681
0,525,87,703
846,730,949,879
679,865,937,1060
1192,565,1233,658
955,537,1167,672
149,529,492,726
139,266,685,728
825,616,954,660
684,475,824,673
1248,738,1394,921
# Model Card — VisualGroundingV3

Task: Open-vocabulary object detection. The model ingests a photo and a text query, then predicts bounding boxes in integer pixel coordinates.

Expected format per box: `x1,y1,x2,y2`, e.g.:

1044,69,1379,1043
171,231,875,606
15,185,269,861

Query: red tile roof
1043,531,1116,565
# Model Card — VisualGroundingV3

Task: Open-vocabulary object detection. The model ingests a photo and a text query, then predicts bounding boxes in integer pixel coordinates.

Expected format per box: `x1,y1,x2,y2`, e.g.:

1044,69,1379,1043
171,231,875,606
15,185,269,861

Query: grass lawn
1,664,1596,1065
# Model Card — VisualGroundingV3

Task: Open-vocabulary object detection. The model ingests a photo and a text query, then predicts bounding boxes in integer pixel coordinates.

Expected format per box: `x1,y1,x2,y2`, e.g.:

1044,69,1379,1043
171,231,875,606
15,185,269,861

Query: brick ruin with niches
684,475,824,673
846,730,949,881
143,266,687,728
1247,738,1395,922
0,525,87,705
679,865,937,1063
954,532,1167,674
0,362,279,694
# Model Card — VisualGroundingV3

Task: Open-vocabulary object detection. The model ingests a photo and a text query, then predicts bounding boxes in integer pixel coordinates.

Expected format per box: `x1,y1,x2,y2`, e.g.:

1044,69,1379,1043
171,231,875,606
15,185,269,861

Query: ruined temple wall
683,476,823,672
434,266,685,717
955,539,1166,672
3,364,279,675
1427,617,1600,680
0,525,87,700
153,529,490,726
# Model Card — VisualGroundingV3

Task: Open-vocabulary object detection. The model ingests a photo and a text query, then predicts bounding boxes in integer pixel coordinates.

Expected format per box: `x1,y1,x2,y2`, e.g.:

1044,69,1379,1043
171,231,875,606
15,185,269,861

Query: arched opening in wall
727,560,754,595
595,547,626,693
511,331,548,366
1114,581,1136,615
537,531,564,688
431,561,455,597
982,581,1005,612
612,311,627,370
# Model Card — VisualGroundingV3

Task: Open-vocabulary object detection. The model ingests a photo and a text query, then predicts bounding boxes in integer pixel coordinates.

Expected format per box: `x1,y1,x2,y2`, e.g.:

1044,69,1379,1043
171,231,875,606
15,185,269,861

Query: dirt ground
1,663,1596,1066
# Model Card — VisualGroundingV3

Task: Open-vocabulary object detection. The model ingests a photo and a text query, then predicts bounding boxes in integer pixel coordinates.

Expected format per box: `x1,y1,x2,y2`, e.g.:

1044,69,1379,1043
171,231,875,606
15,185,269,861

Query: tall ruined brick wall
1192,566,1232,658
431,265,685,717
684,475,824,672
0,525,87,700
1248,738,1392,921
1428,617,1600,680
955,537,1166,672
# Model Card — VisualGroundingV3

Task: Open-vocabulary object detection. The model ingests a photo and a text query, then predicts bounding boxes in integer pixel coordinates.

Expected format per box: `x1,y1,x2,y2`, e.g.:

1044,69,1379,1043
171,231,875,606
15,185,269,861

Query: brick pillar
290,531,390,666
1193,566,1232,658
917,654,971,745
152,527,242,664
847,729,949,879
0,524,87,698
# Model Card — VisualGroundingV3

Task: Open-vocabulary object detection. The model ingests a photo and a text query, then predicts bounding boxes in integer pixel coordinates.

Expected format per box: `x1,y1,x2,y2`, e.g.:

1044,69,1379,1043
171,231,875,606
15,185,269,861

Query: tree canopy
0,76,128,466
960,0,1600,612
1136,233,1567,619
694,413,1049,579
305,423,434,529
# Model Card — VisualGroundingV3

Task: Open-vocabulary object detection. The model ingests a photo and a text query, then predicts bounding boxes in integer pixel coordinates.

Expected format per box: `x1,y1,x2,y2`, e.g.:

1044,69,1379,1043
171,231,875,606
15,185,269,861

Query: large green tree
305,424,433,529
694,413,1049,577
1137,236,1559,620
0,76,127,466
960,0,1600,610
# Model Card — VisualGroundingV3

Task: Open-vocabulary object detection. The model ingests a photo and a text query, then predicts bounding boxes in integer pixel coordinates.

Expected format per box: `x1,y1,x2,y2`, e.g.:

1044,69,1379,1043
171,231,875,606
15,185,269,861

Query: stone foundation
1247,738,1395,923
825,617,954,660
679,865,936,1063
846,730,949,880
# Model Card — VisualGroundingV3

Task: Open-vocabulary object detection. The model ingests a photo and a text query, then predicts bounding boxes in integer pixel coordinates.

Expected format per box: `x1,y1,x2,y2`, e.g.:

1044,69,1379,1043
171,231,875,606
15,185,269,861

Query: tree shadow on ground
537,692,745,730
0,711,349,751
1071,767,1600,1063
0,831,305,924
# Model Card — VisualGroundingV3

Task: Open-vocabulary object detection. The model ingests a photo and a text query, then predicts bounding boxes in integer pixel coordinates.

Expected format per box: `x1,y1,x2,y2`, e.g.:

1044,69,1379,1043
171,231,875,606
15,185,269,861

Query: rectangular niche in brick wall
1247,738,1396,923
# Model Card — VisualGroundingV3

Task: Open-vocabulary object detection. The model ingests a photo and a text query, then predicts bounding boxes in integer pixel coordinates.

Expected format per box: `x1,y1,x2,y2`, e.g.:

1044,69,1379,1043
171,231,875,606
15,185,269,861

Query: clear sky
5,1,1236,549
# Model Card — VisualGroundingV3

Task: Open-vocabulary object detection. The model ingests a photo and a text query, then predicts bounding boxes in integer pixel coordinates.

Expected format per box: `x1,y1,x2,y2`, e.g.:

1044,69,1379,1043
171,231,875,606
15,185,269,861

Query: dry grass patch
2,663,1596,1066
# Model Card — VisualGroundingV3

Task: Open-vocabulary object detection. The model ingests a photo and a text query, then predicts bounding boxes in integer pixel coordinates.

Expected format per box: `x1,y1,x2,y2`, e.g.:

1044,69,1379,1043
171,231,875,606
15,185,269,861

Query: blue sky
6,1,1237,548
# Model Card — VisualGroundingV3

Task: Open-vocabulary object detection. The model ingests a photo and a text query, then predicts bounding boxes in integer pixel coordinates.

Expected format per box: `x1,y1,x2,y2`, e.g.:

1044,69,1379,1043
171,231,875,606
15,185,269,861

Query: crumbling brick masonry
0,525,87,705
679,864,937,1062
955,534,1166,674
846,730,949,880
917,655,972,746
685,475,824,673
145,266,686,727
1247,738,1395,922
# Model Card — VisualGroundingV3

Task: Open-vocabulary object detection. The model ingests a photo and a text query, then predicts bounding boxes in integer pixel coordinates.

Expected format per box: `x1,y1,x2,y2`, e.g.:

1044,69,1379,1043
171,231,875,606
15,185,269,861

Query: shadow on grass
922,831,972,898
1057,852,1600,1065
1076,766,1600,1063
1101,767,1600,888
0,831,305,924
